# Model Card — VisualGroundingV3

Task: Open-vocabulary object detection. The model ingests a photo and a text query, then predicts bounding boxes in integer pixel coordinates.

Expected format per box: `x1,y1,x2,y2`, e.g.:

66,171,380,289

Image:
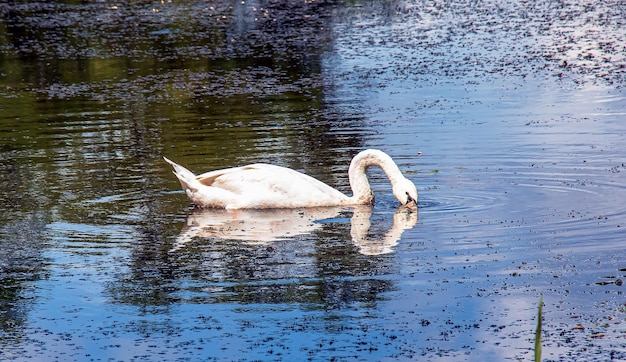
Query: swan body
164,149,417,210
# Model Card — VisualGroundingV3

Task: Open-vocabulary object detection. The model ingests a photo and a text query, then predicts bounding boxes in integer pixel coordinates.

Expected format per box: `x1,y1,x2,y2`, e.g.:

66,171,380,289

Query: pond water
1,0,625,361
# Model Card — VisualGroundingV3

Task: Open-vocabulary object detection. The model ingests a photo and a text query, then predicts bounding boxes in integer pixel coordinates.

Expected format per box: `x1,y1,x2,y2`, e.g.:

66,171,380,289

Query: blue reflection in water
1,0,626,361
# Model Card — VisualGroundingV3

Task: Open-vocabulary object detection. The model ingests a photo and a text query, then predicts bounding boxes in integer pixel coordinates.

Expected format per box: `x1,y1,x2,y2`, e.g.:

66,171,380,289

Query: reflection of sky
321,7,626,358
3,1,626,360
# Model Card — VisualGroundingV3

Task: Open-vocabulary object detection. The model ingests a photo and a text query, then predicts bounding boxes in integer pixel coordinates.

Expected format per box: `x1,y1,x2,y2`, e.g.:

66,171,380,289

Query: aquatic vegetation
535,295,543,362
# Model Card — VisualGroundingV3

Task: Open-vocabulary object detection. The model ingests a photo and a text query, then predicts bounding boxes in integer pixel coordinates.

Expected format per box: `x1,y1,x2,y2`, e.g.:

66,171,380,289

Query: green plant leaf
535,295,543,362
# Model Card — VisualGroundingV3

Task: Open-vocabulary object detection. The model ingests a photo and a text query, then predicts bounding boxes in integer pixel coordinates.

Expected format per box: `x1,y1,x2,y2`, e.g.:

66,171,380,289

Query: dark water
1,1,625,360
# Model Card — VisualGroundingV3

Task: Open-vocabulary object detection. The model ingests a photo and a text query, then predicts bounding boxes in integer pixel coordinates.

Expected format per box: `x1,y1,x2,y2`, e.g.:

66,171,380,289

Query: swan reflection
172,206,417,255
349,207,418,255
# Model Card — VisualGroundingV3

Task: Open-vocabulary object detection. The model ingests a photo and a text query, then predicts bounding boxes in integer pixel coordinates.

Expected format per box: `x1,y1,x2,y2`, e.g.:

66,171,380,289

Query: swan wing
196,164,349,208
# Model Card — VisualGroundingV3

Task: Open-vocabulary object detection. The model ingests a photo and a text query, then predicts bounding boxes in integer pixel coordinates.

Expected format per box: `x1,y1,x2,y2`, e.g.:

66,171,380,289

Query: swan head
393,178,418,211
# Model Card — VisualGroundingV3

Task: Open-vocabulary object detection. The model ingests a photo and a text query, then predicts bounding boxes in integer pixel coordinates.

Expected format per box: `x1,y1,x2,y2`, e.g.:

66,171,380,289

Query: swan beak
405,195,418,211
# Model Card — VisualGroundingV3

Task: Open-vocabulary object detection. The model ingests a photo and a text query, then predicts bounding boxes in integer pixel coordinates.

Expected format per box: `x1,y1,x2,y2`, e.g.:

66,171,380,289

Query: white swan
163,149,417,210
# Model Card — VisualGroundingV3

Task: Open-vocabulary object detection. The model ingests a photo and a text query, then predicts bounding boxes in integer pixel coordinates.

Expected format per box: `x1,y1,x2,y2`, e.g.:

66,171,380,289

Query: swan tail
163,157,200,192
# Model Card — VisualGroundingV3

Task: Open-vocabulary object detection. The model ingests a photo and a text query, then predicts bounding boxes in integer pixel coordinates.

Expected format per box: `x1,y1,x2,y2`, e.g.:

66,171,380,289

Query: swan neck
348,150,404,203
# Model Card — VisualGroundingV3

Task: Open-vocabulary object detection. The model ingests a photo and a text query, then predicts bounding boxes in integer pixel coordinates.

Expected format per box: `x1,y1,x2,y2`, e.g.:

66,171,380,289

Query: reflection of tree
0,0,403,343
0,0,372,180
0,149,52,340
0,213,49,339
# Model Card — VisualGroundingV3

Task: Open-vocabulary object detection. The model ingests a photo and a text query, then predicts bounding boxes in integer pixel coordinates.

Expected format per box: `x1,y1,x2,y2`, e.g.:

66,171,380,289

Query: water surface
1,1,625,361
